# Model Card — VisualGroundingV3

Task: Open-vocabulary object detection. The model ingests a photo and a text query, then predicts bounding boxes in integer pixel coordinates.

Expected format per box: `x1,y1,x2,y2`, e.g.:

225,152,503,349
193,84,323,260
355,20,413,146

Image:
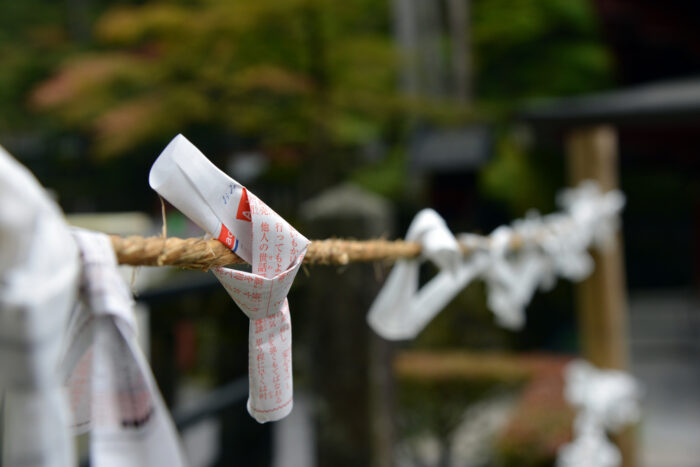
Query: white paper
369,180,626,335
563,359,641,431
367,209,471,340
63,229,187,467
558,181,625,252
0,145,79,467
149,134,309,422
3,387,75,467
482,226,548,330
557,360,641,467
480,181,625,330
556,427,620,467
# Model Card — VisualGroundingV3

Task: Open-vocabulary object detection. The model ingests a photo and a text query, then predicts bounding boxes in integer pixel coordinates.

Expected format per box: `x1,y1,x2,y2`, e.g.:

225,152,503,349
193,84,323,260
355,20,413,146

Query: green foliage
480,130,554,217
0,1,69,130
473,0,613,214
29,0,402,160
1,0,615,208
473,0,613,102
350,147,406,199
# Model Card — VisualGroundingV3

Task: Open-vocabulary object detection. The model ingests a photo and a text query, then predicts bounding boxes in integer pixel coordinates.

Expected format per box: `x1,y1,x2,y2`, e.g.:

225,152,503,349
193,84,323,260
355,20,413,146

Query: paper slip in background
367,209,485,340
150,134,309,422
63,230,187,467
0,145,79,467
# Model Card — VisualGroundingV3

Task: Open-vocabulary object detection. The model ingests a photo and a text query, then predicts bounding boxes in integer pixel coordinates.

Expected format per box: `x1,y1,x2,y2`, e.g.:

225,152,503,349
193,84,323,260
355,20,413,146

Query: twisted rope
109,231,533,269
111,235,429,269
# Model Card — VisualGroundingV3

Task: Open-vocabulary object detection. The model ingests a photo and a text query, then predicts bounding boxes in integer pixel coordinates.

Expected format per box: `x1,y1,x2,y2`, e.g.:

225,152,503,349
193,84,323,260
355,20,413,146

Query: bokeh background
2,0,700,466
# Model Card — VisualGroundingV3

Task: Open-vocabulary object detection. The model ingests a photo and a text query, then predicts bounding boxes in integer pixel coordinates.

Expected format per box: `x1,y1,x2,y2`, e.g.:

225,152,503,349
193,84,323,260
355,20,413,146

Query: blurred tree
0,1,69,131
29,0,406,186
1,0,613,208
473,0,612,102
473,0,614,216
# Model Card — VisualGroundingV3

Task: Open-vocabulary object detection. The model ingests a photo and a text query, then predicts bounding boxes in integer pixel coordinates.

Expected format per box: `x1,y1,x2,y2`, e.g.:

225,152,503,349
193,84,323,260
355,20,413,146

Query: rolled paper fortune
556,426,620,467
557,181,625,251
482,226,549,330
563,359,641,432
367,209,473,340
149,134,309,423
557,360,641,467
0,145,79,467
64,229,187,467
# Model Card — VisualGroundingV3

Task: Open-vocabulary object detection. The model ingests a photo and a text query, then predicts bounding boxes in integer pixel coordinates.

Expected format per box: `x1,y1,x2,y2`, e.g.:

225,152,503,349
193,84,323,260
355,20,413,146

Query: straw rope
110,235,428,269
110,234,529,269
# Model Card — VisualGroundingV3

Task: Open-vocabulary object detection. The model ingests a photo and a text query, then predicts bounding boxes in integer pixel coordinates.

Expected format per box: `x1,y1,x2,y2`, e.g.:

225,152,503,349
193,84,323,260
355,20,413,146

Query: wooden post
565,125,635,466
302,184,395,467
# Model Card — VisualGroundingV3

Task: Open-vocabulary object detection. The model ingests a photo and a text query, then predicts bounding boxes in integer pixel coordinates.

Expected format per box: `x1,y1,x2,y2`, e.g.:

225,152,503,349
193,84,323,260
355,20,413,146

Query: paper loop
64,229,187,467
150,134,308,423
367,209,471,340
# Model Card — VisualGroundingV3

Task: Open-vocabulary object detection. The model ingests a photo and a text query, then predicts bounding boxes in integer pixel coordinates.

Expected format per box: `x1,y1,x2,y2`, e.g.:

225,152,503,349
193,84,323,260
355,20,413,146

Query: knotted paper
557,360,641,467
149,134,309,422
63,230,187,467
367,209,481,340
369,181,627,336
482,226,549,330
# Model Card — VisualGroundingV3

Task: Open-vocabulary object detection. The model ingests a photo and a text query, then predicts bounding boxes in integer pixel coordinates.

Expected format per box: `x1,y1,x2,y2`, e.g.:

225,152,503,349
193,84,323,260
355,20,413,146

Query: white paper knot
367,180,626,335
480,180,624,330
482,226,549,330
150,134,309,423
558,181,625,252
556,427,620,467
64,229,186,467
557,360,641,467
563,359,641,431
367,209,472,340
537,212,593,283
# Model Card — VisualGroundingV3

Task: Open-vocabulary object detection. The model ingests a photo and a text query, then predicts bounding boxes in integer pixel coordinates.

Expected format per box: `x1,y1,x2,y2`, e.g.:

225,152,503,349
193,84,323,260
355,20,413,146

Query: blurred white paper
558,181,625,252
482,226,548,330
563,359,641,431
0,145,78,467
150,134,309,422
367,209,476,340
557,359,641,467
556,427,620,467
64,229,187,467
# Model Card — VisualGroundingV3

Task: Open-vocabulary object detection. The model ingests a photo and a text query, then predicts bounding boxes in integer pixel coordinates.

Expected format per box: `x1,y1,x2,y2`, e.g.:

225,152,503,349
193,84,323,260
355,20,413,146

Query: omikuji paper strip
64,230,187,467
149,135,309,422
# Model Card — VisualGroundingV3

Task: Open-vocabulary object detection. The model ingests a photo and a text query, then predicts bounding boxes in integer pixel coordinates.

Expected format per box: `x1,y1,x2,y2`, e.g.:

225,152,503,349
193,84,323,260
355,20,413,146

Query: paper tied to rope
0,145,79,467
563,359,641,431
556,427,620,467
149,134,309,422
482,226,550,330
520,211,594,283
556,360,641,467
367,209,487,340
483,181,625,331
63,229,186,467
558,181,625,252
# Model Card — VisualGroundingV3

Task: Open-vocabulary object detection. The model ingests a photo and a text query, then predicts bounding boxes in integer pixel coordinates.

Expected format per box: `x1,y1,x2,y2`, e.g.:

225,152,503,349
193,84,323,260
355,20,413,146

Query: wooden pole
565,125,635,466
302,184,396,467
